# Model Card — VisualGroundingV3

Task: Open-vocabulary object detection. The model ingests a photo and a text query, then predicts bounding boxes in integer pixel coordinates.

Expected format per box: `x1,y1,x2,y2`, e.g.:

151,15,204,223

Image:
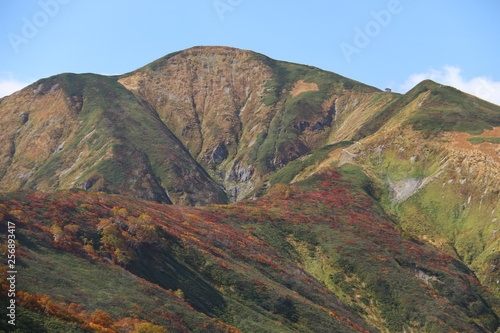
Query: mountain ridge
0,46,392,203
1,46,500,332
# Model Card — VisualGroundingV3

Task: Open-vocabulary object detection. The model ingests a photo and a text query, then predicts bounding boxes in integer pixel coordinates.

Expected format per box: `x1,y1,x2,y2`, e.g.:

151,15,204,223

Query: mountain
305,79,500,299
0,46,387,204
0,72,227,206
1,46,500,332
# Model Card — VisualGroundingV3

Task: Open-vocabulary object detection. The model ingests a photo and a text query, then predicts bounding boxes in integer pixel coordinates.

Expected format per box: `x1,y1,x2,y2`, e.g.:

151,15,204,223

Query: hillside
0,46,393,204
1,165,499,332
1,46,500,332
277,79,500,310
0,73,227,205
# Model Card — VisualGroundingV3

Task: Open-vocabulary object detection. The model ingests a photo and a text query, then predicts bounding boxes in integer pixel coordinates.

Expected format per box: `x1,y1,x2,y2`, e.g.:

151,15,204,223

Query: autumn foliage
0,167,498,332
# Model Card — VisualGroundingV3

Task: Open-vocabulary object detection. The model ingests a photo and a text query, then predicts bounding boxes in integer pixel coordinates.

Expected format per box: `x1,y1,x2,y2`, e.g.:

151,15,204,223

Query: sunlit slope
279,79,500,303
0,73,227,205
119,46,393,201
1,164,499,332
0,46,399,204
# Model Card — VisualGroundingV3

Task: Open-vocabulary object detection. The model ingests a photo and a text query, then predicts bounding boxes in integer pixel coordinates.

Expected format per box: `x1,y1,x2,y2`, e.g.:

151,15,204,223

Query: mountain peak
124,45,270,77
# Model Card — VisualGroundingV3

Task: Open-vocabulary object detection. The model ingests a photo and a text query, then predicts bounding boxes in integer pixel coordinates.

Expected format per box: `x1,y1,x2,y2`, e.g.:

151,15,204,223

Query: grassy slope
262,78,500,329
327,80,500,307
23,73,228,205
354,79,500,140
399,80,500,134
1,164,499,332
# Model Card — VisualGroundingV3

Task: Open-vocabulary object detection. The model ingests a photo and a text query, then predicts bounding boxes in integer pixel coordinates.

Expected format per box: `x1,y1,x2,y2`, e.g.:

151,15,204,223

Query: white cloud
0,78,31,98
399,66,500,106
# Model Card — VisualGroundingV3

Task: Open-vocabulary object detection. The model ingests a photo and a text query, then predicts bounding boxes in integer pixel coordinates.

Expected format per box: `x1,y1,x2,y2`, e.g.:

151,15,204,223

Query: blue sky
1,0,500,104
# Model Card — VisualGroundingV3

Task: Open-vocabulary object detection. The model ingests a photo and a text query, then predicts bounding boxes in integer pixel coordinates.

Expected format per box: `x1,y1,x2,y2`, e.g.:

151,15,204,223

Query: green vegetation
354,95,404,140
19,241,194,320
253,54,378,95
269,141,352,186
468,137,500,145
350,117,500,321
244,53,380,174
404,80,500,135
250,91,332,174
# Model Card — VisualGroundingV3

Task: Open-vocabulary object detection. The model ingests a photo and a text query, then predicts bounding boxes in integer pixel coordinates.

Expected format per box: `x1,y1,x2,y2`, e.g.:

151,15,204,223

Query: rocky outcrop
224,158,256,201
389,178,423,202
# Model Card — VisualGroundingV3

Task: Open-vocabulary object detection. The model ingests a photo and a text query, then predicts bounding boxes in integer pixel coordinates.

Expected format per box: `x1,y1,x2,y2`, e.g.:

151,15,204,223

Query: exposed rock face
389,178,423,202
413,268,440,285
210,143,228,164
120,48,267,156
225,158,256,201
118,47,280,201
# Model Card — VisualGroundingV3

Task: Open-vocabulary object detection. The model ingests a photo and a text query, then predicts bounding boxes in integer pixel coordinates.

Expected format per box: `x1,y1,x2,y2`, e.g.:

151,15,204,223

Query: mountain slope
119,46,392,200
0,46,398,203
0,73,227,205
285,79,500,303
1,165,498,332
1,46,500,332
347,81,500,300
